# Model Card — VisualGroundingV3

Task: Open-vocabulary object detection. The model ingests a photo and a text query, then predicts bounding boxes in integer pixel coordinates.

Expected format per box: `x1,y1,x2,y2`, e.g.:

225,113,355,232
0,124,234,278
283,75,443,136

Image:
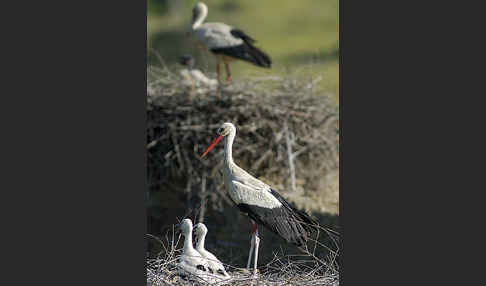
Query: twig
198,172,207,223
284,121,297,193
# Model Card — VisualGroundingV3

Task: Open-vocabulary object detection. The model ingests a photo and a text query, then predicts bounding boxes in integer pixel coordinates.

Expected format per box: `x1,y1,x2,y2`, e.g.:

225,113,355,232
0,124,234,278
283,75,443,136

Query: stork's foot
216,76,224,85
239,268,259,278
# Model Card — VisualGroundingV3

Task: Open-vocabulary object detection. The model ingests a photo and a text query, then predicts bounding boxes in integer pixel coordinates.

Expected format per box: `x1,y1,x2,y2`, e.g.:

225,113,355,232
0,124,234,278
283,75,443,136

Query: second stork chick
193,222,231,279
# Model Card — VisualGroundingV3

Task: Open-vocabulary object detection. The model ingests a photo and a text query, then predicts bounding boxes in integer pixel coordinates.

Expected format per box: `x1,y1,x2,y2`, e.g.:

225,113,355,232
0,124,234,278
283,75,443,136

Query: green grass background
147,0,339,102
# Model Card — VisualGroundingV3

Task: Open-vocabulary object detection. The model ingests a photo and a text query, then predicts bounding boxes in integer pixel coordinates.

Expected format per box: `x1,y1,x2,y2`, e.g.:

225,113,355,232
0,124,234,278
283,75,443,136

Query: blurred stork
194,222,231,279
179,54,217,87
189,2,271,83
201,123,318,276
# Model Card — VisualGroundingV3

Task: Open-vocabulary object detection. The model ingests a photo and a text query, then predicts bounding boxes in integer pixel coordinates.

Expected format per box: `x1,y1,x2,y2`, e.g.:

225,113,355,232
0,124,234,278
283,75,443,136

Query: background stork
193,223,231,279
190,2,272,83
201,122,318,275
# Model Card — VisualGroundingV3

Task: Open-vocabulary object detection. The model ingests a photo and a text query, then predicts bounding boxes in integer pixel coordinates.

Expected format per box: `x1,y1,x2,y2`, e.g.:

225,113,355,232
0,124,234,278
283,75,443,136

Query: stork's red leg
247,220,259,276
251,221,258,234
246,220,256,269
253,228,260,276
224,61,232,83
246,234,255,269
216,58,221,83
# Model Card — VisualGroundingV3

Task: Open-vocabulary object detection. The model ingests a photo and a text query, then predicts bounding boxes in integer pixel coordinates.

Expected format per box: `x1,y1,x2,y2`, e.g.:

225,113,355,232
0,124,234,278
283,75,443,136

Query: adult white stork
193,222,231,279
200,122,318,275
190,2,272,83
175,219,220,283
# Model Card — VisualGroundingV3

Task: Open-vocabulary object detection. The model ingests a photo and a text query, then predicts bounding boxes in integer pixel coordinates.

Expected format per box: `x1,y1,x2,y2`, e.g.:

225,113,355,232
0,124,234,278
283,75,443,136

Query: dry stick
170,131,184,173
251,149,273,171
148,48,166,68
284,121,297,193
198,172,207,223
180,137,194,175
147,233,168,255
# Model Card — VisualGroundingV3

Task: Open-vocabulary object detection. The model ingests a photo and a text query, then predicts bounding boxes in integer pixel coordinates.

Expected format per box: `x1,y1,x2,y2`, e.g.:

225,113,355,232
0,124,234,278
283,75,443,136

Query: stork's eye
217,128,223,134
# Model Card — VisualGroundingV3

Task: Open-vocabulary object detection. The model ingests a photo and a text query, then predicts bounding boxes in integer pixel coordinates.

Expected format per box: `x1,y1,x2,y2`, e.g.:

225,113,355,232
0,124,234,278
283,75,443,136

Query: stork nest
147,64,339,214
147,254,339,286
146,229,339,286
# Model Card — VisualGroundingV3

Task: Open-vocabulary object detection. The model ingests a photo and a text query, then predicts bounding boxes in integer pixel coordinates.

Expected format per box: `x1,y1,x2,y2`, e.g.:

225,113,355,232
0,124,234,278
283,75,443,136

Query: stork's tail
211,43,272,68
268,189,319,247
245,43,272,68
288,209,319,247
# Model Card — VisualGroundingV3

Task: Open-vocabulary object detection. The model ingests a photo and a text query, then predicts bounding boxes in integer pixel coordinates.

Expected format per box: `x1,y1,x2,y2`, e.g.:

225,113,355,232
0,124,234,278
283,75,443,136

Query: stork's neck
182,230,194,252
224,130,236,166
195,233,206,251
191,9,207,29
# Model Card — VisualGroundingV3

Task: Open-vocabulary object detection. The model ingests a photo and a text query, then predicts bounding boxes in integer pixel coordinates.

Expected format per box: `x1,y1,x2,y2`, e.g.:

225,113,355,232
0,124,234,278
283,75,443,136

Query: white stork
190,2,272,83
193,222,231,279
175,219,220,283
200,122,318,275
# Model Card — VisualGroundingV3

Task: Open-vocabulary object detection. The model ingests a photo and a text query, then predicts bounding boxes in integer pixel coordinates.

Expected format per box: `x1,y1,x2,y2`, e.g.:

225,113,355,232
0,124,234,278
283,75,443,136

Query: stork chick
179,54,217,88
193,223,231,279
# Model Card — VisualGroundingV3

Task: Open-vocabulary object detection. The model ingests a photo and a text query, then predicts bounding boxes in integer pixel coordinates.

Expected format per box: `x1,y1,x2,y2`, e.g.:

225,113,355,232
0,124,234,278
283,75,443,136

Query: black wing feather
210,28,272,68
237,189,318,247
230,29,256,44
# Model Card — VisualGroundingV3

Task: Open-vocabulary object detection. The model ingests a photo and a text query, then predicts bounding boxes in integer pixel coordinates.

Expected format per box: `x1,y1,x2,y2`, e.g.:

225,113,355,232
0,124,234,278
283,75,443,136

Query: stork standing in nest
189,2,272,83
201,122,318,276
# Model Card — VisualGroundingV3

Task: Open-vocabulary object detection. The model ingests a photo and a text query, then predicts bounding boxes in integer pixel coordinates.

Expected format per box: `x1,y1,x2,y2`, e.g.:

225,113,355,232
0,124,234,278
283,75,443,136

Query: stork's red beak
200,135,223,158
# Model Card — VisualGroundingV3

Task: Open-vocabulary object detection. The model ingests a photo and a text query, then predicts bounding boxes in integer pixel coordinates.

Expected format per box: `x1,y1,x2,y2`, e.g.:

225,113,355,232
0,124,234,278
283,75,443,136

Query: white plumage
180,69,218,87
194,223,231,279
230,180,282,209
189,2,271,83
193,22,244,50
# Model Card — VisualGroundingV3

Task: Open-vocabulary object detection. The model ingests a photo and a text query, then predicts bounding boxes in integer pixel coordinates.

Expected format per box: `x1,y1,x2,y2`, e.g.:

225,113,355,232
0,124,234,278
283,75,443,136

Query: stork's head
193,222,208,238
192,2,208,27
179,54,195,69
201,122,235,158
217,122,235,136
176,218,193,236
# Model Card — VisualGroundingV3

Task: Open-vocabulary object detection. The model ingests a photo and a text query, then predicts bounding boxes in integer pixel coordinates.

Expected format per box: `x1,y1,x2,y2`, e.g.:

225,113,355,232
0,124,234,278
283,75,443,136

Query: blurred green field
147,0,339,102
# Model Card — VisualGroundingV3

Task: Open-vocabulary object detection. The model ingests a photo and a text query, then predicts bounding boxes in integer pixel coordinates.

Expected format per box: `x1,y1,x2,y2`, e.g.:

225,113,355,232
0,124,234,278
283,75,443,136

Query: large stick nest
147,65,339,214
146,230,339,286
